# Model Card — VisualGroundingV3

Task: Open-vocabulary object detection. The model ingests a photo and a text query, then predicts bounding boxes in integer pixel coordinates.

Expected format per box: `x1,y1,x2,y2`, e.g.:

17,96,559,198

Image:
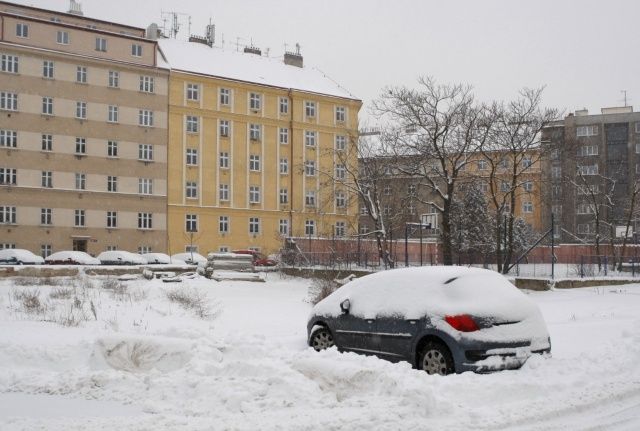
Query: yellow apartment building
159,39,361,255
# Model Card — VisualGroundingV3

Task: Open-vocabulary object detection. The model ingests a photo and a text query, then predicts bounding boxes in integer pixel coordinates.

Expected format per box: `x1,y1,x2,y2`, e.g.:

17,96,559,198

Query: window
500,181,510,192
305,101,316,118
56,30,69,44
138,178,153,194
43,60,54,78
551,166,561,179
41,244,52,258
552,184,561,198
577,223,591,234
523,181,533,192
220,120,230,137
138,144,153,161
279,158,288,174
360,206,369,215
186,214,198,232
42,97,53,115
551,205,562,217
305,130,317,147
279,97,289,114
219,184,229,201
576,125,598,137
578,184,599,195
186,148,198,165
16,23,28,38
186,115,199,133
131,44,142,57
218,246,229,252
577,164,599,175
335,221,346,237
138,213,152,229
40,208,52,225
335,106,345,122
305,220,315,236
407,184,417,195
107,140,118,157
407,204,416,215
336,164,346,180
220,88,230,105
186,83,199,101
479,182,488,192
42,134,52,151
0,92,18,111
139,76,154,93
0,206,16,224
0,243,16,249
279,128,289,144
636,144,640,154
336,191,346,208
219,152,229,168
185,245,198,253
107,176,117,192
577,203,596,215
108,70,119,88
95,37,107,52
139,110,154,126
305,161,315,176
279,188,288,204
1,54,18,73
108,105,119,123
521,157,533,168
249,155,261,171
0,130,17,148
76,101,87,119
578,145,599,156
383,206,392,216
219,216,229,233
383,184,391,195
249,92,261,111
41,171,52,188
74,209,85,227
186,181,198,198
522,202,533,213
279,219,289,236
335,135,346,151
249,124,261,141
0,168,16,185
106,211,117,228
75,137,86,154
249,185,261,203
305,190,316,207
249,217,260,234
75,173,86,190
551,149,560,160
76,66,87,83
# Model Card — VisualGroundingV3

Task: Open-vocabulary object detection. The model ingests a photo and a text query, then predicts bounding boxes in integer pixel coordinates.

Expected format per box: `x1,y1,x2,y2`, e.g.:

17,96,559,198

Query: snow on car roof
0,249,43,263
45,251,100,265
158,38,358,100
97,251,146,264
313,266,538,320
171,253,207,263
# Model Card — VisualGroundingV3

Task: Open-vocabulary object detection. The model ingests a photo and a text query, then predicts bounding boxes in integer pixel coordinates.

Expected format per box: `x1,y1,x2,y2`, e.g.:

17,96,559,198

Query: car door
332,309,379,355
374,316,422,362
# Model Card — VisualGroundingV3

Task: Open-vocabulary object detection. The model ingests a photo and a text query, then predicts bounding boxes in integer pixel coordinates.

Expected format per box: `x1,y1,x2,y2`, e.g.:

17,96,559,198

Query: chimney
146,23,161,40
244,45,262,56
68,0,83,16
284,42,303,67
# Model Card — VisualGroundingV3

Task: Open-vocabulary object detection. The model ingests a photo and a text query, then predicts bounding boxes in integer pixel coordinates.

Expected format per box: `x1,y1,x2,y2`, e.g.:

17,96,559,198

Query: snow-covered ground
0,273,639,430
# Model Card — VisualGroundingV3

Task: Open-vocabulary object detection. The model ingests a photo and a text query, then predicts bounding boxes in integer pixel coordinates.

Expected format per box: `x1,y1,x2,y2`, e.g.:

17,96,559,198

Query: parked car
0,249,44,265
307,266,551,375
97,250,147,265
45,251,101,265
232,249,278,266
171,252,207,265
142,253,173,265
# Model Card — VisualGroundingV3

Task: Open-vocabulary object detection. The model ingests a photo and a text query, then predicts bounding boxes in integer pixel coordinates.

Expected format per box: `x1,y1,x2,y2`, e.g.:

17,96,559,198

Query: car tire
419,341,454,375
310,327,334,351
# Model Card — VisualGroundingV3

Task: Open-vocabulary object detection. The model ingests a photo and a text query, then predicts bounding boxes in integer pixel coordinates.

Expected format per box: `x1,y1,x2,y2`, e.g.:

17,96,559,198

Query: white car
97,250,147,265
171,252,207,265
45,251,101,265
0,249,44,265
142,253,173,264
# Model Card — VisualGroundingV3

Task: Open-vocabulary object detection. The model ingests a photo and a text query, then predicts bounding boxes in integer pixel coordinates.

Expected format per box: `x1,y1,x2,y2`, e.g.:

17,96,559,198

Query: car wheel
419,341,454,375
310,327,334,351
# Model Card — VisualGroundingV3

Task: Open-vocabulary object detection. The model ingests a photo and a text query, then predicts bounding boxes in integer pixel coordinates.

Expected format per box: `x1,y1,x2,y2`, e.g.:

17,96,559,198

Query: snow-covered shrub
12,289,43,313
49,286,74,299
308,276,340,305
164,287,213,319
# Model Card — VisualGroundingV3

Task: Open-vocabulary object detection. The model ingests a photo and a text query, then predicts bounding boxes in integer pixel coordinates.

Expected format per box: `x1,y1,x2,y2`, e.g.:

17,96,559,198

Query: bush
164,287,214,319
308,277,340,305
12,289,43,313
49,287,75,299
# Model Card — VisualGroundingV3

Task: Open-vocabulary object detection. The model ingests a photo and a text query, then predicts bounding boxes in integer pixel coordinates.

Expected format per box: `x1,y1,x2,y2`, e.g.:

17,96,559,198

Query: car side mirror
340,299,350,314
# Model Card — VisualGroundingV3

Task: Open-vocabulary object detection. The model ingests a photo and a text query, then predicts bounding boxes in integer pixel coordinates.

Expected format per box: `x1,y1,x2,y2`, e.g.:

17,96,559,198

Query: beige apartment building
0,1,168,256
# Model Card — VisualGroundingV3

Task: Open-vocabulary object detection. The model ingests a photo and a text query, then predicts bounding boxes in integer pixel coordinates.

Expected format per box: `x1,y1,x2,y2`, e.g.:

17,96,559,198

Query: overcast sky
18,0,640,123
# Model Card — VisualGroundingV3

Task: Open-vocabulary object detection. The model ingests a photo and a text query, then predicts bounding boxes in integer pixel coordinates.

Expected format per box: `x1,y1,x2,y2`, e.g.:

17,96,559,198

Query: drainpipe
288,88,294,238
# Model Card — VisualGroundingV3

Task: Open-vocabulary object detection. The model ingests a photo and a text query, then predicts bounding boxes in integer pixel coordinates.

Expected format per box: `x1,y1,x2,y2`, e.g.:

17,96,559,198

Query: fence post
580,255,584,278
604,255,608,276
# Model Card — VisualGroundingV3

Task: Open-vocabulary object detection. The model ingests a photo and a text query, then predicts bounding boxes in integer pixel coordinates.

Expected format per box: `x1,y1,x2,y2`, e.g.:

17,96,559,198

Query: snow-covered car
142,253,173,265
97,251,147,265
0,249,44,265
307,266,551,375
45,251,101,265
171,252,207,265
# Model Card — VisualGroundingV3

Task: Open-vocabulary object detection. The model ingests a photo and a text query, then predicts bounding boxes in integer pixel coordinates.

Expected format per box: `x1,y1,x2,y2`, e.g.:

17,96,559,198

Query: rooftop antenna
160,11,190,39
206,18,215,46
221,33,225,49
620,90,630,107
295,42,301,55
232,37,244,52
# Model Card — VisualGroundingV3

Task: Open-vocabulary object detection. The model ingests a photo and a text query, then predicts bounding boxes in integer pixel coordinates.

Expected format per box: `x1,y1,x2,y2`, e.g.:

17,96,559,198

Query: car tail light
445,314,479,332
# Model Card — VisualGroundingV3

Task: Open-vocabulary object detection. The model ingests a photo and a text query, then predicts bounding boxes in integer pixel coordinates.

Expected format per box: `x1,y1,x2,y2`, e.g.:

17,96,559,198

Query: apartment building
159,38,361,255
542,106,640,242
0,1,168,256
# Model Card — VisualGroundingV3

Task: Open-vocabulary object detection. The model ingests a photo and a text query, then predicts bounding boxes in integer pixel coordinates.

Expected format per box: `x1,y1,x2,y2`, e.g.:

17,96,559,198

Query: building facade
160,39,361,255
0,1,168,256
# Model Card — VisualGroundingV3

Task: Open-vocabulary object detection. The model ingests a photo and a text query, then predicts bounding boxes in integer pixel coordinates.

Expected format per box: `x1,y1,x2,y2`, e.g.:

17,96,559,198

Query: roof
158,38,358,101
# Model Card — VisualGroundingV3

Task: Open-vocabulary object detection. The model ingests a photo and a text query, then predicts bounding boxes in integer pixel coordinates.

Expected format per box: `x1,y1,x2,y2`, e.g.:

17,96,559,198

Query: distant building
0,1,169,255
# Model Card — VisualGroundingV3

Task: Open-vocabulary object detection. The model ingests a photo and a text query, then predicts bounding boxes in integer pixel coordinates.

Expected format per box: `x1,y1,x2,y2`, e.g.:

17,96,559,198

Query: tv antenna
161,11,191,39
620,90,631,107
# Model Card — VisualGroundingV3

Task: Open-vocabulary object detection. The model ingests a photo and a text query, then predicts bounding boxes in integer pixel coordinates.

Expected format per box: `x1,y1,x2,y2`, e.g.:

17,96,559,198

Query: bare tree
372,77,493,265
618,179,640,269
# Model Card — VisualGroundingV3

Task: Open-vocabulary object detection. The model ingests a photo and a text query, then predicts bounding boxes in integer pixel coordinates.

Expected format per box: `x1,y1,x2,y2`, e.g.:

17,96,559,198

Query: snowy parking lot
0,272,639,430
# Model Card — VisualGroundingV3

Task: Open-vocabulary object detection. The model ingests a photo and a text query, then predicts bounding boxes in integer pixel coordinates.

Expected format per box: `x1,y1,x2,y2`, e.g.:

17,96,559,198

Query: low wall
0,265,196,278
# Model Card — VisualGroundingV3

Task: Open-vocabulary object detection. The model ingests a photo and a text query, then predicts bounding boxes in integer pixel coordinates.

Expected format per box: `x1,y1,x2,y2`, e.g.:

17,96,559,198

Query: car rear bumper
459,343,551,373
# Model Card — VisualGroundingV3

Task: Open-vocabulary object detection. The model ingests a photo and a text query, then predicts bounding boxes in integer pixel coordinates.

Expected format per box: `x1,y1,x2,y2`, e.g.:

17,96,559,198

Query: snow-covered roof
158,38,358,101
